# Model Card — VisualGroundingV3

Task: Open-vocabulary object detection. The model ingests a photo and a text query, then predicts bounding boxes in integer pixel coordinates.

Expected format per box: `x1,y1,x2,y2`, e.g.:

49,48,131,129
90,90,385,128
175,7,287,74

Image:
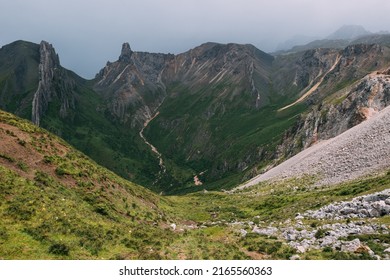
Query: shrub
34,171,55,187
322,246,333,253
0,153,15,163
48,243,70,256
17,139,26,146
314,228,327,239
17,161,28,172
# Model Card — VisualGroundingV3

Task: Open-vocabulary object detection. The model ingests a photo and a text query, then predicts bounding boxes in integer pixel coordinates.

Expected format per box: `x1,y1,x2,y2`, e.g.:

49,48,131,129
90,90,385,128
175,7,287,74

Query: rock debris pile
305,189,390,219
247,189,390,259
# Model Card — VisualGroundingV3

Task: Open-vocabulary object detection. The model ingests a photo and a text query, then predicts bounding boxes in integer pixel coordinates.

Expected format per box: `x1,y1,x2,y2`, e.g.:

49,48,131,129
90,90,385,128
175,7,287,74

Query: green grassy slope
1,110,389,260
0,110,172,259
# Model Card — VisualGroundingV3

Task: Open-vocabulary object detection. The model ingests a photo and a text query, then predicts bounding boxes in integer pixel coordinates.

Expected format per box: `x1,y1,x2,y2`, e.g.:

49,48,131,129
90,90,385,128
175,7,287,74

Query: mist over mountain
276,35,320,51
327,25,372,40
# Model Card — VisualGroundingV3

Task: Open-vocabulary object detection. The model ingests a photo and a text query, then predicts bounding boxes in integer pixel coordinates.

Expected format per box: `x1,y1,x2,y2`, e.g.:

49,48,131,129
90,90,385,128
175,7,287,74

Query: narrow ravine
139,110,166,173
139,95,167,174
279,54,341,112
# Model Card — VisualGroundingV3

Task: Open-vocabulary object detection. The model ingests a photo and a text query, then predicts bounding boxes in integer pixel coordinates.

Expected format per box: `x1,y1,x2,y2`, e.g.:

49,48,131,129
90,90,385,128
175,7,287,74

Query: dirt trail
239,104,390,189
279,55,341,112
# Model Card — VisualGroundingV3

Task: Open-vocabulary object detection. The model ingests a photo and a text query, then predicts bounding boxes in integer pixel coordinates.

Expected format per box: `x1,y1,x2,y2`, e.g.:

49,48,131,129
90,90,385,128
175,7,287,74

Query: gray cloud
2,0,390,78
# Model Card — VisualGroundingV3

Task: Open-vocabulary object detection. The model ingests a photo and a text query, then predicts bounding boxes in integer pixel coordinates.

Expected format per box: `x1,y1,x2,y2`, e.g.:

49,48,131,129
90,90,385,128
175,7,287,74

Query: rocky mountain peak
39,40,60,67
119,42,133,63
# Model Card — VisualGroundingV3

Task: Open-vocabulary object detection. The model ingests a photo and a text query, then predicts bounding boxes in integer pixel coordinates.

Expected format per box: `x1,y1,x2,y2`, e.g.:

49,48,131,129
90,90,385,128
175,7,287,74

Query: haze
1,0,390,78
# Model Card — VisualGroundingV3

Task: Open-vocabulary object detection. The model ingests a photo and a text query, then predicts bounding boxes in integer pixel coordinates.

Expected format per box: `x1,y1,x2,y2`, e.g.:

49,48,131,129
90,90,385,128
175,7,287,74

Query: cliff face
164,42,273,108
94,43,173,127
278,68,390,161
32,41,76,126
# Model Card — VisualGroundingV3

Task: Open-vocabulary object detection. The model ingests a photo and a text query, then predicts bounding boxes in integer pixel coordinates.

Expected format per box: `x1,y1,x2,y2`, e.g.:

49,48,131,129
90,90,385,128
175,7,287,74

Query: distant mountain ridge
276,25,390,54
327,25,372,40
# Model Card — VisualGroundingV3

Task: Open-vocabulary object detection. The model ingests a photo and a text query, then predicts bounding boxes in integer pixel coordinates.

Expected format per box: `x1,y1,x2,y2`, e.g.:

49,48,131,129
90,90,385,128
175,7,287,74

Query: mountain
0,40,165,191
1,38,390,194
327,25,372,40
352,34,390,46
276,25,390,54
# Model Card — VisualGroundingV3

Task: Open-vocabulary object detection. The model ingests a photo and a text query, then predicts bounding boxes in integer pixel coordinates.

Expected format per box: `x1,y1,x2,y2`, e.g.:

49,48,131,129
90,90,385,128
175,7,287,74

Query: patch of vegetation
344,234,390,256
314,228,327,239
241,233,296,259
302,248,377,260
17,161,28,172
0,153,15,163
48,243,70,256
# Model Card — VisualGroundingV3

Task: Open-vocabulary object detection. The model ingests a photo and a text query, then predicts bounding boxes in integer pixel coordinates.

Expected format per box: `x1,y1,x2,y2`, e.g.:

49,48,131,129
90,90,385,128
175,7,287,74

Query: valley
1,26,390,260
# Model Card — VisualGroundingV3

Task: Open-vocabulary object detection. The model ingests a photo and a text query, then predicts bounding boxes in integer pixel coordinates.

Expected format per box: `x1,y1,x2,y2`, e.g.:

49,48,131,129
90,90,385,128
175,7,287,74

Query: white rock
290,254,300,260
341,238,361,253
295,214,304,220
368,208,381,217
170,223,176,231
296,245,307,253
252,226,278,236
286,233,297,241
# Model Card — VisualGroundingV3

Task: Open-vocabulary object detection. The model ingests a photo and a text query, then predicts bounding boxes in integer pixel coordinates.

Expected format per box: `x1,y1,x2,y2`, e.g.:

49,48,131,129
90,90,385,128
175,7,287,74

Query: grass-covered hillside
1,110,390,260
0,110,174,259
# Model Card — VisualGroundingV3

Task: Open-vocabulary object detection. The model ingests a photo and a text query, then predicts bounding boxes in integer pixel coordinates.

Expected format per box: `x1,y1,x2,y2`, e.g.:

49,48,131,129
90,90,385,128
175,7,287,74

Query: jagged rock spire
32,41,75,126
32,41,59,126
119,42,133,63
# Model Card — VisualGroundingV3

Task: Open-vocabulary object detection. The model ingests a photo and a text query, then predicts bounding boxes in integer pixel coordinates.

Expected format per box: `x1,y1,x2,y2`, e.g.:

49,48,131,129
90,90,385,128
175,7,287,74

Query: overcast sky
2,0,390,78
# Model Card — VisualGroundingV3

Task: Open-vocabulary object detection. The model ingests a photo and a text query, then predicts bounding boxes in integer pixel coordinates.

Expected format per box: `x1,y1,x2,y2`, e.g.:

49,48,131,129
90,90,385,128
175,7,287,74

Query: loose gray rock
240,229,248,237
290,254,301,260
341,238,361,253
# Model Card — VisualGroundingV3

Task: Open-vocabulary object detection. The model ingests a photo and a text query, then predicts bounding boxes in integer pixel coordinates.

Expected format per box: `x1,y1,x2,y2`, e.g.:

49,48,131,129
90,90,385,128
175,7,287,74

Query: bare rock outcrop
94,43,172,127
32,41,76,126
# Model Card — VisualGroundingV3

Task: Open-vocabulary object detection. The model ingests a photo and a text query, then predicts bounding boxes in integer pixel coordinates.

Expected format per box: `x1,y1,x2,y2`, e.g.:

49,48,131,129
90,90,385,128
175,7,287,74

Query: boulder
296,245,307,253
363,194,389,202
368,208,380,217
358,209,369,217
240,229,248,237
290,254,301,260
341,238,361,253
340,207,357,215
252,226,278,236
373,201,390,216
